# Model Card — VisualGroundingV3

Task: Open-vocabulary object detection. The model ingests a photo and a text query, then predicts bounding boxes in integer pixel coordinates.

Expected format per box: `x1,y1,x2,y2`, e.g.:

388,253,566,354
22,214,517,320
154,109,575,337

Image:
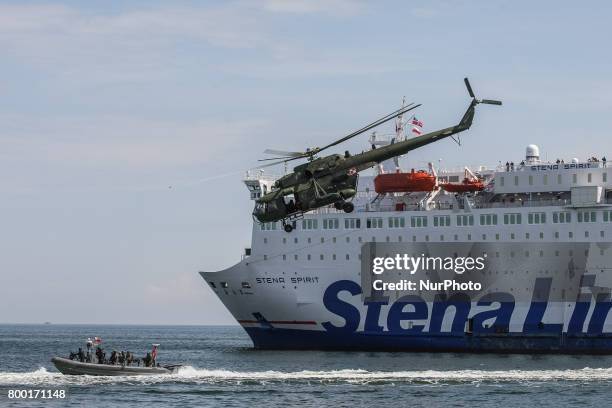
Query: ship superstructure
201,144,612,352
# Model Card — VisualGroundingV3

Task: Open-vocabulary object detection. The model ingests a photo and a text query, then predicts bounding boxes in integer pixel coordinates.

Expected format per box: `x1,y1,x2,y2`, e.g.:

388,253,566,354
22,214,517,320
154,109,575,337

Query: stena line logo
321,279,612,335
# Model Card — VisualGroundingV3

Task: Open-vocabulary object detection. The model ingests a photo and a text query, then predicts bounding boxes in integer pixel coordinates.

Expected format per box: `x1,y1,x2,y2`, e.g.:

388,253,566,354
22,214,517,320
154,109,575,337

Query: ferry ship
200,102,612,353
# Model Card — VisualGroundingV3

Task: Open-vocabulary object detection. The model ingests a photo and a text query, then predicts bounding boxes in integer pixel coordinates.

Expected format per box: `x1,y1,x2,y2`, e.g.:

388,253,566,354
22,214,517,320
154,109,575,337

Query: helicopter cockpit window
283,195,297,212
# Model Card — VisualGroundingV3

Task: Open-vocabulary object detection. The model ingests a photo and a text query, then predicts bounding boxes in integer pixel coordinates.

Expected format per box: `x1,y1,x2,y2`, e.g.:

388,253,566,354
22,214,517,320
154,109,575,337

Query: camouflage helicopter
253,78,501,232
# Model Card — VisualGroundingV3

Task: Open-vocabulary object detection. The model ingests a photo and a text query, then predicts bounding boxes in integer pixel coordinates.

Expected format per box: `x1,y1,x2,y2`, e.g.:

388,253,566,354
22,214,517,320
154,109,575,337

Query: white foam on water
2,366,612,386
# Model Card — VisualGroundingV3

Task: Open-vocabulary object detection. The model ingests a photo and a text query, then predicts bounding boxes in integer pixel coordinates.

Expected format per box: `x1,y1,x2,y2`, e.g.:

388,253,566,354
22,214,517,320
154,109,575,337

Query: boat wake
2,366,612,386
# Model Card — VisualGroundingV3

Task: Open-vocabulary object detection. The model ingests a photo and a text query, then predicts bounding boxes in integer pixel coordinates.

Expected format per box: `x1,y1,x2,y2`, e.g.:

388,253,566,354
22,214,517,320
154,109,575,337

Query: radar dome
525,144,540,163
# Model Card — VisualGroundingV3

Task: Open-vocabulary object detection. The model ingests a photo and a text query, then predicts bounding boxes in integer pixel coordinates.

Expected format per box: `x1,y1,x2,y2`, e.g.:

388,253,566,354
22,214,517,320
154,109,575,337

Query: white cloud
261,0,363,16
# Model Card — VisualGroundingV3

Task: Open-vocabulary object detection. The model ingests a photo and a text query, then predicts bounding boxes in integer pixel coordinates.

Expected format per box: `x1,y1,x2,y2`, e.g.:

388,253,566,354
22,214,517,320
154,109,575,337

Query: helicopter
253,78,501,232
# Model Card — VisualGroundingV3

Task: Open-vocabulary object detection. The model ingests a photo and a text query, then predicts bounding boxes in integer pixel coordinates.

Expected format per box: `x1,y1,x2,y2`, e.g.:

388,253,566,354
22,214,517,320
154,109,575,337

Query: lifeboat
374,169,436,194
441,178,484,193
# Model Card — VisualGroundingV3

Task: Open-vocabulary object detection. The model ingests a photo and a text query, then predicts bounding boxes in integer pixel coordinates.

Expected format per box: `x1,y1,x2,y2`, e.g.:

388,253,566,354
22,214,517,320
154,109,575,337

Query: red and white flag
411,116,424,135
94,337,102,345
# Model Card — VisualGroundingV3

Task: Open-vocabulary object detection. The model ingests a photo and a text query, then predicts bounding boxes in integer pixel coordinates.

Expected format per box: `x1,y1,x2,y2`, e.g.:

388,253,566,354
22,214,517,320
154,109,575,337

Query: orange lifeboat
374,169,436,194
441,178,484,193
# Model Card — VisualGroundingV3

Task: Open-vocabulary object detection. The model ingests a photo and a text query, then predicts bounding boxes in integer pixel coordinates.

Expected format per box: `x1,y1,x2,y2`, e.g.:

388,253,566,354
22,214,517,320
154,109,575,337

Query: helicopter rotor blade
464,77,475,98
262,149,305,157
255,156,303,169
315,103,421,154
481,99,502,105
257,156,299,162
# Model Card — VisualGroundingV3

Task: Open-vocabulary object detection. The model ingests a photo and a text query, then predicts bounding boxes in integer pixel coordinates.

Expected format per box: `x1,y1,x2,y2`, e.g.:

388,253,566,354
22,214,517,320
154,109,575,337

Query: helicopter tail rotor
464,77,502,106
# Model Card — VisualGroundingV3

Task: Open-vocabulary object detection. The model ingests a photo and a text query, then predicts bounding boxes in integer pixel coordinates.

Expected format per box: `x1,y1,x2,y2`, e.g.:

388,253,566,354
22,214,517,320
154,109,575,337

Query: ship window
323,218,339,229
440,235,444,241
294,237,298,243
588,173,592,183
456,215,474,226
539,250,544,257
333,237,337,243
514,176,519,186
553,211,571,223
479,214,497,226
604,173,608,182
410,216,427,227
241,282,251,289
307,237,311,243
220,282,229,288
283,238,287,244
454,234,458,241
467,234,471,240
283,254,286,260
425,235,430,241
346,254,350,260
346,237,350,243
332,254,337,260
320,254,324,260
388,217,405,228
412,235,417,242
263,255,267,260
602,231,605,238
585,231,589,238
577,211,596,223
499,176,504,187
261,222,278,231
529,175,533,185
503,213,522,225
344,218,361,229
569,231,573,238
528,212,546,224
572,173,577,184
603,210,612,222
209,282,216,288
302,219,318,230
449,175,460,182
398,236,403,242
433,215,451,227
511,233,515,240
482,234,486,240
307,254,311,260
557,174,562,184
386,236,390,242
496,233,500,240
540,232,544,239
543,174,548,185
525,233,530,239
263,238,268,244
366,217,383,229
554,232,559,239
358,236,362,243
321,237,324,243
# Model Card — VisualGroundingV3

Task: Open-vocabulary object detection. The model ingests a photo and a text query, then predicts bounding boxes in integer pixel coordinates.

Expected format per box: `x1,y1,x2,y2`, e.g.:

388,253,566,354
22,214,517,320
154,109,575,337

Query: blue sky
1,0,612,324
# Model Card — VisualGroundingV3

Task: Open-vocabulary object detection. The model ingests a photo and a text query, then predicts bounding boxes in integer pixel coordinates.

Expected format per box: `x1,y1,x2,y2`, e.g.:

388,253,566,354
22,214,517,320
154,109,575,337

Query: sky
1,0,612,325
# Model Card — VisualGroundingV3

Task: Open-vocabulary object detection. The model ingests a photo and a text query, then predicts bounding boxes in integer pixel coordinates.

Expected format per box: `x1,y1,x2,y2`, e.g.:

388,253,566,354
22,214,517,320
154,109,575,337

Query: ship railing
496,160,609,172
309,198,583,215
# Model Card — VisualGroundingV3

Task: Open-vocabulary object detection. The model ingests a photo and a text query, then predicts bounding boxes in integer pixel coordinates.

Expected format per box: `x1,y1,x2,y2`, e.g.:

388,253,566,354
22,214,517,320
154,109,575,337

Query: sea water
1,325,611,407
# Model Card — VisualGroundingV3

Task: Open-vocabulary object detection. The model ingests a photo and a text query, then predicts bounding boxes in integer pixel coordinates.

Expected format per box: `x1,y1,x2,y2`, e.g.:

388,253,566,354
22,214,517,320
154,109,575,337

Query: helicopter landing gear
283,223,293,233
334,200,354,213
